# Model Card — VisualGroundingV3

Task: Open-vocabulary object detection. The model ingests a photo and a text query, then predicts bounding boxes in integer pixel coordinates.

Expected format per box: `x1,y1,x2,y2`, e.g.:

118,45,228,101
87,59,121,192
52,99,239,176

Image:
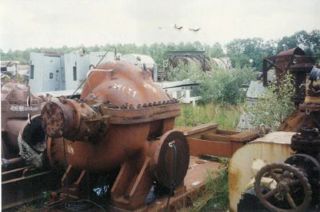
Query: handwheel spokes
263,187,279,199
269,170,281,182
285,193,297,209
254,163,312,212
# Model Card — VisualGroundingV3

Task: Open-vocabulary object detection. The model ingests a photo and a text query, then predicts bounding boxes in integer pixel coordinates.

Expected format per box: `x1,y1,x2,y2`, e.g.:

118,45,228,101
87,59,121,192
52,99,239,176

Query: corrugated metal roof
277,47,305,56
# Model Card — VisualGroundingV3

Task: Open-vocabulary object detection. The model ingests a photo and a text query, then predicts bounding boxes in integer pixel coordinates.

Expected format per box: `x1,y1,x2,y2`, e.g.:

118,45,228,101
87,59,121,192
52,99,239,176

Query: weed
176,103,241,129
191,160,229,212
247,74,295,130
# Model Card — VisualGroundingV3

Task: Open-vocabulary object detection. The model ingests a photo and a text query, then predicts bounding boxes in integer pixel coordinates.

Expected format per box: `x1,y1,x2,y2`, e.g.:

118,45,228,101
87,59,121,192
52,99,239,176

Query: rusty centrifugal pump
40,62,190,209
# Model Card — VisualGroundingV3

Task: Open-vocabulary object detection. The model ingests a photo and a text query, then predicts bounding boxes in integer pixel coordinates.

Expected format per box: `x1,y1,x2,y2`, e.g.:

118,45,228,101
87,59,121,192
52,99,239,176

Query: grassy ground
175,103,242,130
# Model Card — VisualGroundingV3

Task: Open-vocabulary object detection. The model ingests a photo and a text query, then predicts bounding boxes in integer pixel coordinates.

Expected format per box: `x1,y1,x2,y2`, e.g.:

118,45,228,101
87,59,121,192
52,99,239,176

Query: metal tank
40,62,190,210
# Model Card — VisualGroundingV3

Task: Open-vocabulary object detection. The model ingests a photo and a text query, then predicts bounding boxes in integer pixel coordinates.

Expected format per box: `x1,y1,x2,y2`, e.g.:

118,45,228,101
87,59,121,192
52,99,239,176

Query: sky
0,0,319,51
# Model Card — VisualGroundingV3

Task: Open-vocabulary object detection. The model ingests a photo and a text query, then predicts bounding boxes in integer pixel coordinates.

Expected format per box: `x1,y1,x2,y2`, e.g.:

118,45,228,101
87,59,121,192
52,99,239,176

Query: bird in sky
174,24,183,30
189,27,201,32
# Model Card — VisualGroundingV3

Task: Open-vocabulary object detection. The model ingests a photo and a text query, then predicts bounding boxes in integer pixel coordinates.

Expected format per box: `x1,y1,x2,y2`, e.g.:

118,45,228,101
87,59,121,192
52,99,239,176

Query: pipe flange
153,130,189,189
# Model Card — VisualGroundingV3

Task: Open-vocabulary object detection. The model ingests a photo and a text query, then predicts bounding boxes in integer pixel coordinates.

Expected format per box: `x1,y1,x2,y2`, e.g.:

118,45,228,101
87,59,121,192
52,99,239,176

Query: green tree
226,38,274,70
277,30,320,57
167,61,255,105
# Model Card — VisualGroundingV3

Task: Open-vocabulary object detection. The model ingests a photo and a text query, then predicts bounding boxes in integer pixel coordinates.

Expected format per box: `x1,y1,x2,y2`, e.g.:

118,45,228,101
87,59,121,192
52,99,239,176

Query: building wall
29,51,155,93
64,52,90,90
29,53,64,93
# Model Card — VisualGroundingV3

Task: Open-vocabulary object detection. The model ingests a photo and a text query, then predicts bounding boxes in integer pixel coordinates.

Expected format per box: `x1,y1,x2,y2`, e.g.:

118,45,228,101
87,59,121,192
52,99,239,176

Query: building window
49,73,53,79
73,66,77,81
30,65,34,79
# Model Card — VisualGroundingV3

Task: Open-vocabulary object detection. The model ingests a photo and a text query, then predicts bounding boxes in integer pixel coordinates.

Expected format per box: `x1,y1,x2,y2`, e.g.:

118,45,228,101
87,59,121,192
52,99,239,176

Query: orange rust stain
229,167,241,203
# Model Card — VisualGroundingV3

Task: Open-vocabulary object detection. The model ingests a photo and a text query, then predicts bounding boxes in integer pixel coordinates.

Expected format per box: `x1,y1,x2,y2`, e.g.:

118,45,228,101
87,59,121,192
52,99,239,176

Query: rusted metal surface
279,67,320,132
0,82,56,210
2,157,24,169
43,156,221,211
1,62,265,211
252,130,320,211
40,62,189,210
229,132,294,212
137,156,221,211
2,162,61,211
278,110,305,131
1,82,44,158
82,62,171,104
235,73,320,211
254,163,312,211
262,47,315,106
183,123,260,158
40,62,255,211
152,130,190,189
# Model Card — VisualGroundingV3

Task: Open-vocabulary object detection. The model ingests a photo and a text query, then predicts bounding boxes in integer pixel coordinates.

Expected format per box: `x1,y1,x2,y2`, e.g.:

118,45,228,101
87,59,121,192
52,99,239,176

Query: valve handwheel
254,163,312,212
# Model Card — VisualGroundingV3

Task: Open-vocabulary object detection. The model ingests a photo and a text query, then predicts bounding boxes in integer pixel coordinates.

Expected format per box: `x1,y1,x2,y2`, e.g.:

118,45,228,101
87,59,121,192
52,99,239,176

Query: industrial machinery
1,82,63,210
231,66,320,211
35,61,189,210
262,47,315,132
1,60,261,211
1,82,44,160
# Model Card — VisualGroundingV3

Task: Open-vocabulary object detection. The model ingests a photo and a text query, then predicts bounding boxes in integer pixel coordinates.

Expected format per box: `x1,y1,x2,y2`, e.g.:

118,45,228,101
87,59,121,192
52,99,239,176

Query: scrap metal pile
3,50,318,211
254,67,320,211
235,67,320,212
1,60,261,211
2,62,191,211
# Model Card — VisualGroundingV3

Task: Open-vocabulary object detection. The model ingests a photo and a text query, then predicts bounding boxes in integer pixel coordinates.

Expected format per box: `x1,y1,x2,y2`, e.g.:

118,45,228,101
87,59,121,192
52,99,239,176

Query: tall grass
175,103,242,130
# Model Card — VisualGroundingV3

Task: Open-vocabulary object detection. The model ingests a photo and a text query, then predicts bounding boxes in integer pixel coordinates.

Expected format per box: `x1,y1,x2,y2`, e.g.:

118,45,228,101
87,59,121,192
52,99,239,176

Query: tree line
1,30,319,71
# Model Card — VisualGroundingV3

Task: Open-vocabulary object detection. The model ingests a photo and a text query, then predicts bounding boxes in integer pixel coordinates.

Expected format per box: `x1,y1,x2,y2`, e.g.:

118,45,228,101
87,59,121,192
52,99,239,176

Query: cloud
0,0,319,51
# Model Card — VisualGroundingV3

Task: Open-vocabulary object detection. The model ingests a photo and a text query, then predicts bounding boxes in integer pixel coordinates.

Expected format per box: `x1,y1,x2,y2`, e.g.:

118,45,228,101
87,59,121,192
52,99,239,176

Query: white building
29,52,65,93
157,79,201,106
64,51,90,90
29,51,119,93
64,51,118,90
